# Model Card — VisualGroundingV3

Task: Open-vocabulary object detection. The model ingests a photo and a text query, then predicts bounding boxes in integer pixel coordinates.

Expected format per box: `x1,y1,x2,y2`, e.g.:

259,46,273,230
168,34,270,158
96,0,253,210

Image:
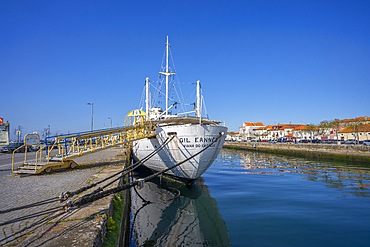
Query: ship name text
179,137,217,148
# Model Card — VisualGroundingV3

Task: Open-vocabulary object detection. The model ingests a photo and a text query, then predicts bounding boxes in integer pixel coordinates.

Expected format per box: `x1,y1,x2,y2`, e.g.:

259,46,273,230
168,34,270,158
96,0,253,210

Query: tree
305,123,318,141
349,119,364,144
319,120,330,138
329,119,341,141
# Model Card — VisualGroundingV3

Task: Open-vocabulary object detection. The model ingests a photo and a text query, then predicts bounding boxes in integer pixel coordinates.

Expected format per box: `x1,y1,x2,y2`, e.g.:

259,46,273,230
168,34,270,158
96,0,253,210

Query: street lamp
108,117,112,128
87,102,94,131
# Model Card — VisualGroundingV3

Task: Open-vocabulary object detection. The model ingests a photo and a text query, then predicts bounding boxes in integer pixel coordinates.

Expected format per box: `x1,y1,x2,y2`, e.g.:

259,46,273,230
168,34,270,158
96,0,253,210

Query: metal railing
12,122,156,174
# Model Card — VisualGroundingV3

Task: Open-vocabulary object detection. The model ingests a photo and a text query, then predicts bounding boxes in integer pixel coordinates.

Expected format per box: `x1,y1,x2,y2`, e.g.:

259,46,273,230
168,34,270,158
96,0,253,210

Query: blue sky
1,0,369,138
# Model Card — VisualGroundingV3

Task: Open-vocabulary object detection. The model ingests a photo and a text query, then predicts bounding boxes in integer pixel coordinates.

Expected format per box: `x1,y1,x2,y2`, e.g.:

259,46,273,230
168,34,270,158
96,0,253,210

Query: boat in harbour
131,36,228,181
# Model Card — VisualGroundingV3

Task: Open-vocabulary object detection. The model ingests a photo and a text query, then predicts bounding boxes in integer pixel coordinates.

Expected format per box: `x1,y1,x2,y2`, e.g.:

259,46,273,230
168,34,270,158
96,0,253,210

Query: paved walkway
0,147,128,246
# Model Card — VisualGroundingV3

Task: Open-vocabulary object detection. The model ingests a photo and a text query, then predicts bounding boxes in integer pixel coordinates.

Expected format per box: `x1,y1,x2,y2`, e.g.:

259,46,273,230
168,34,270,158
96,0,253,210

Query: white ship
132,37,227,181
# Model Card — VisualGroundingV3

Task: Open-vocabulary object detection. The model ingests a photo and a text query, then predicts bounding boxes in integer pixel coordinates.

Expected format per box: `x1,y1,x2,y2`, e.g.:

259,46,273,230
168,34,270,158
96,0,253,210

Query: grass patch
103,193,124,247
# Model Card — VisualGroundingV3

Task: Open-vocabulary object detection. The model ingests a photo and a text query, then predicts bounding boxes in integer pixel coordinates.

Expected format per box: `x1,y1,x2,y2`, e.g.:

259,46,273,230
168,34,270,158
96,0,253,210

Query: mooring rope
0,136,176,245
68,132,223,209
0,211,66,245
0,136,175,217
0,207,63,227
0,197,60,214
59,135,176,202
98,135,176,190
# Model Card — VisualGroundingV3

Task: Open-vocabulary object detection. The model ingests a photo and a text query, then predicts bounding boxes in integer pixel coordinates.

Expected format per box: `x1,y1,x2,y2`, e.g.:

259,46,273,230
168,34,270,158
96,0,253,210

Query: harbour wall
223,141,370,164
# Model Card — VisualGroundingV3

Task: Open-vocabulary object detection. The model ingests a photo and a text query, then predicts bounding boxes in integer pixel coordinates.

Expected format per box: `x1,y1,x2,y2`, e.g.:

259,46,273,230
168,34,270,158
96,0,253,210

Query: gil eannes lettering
179,137,217,143
178,136,217,148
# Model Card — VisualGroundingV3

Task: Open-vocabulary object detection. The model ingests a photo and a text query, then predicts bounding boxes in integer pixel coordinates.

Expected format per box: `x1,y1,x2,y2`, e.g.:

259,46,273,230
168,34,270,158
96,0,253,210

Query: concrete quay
0,147,129,247
224,141,370,164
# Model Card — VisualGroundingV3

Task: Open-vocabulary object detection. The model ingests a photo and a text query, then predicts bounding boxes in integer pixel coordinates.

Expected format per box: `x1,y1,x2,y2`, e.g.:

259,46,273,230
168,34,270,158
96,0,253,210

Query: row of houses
227,116,370,142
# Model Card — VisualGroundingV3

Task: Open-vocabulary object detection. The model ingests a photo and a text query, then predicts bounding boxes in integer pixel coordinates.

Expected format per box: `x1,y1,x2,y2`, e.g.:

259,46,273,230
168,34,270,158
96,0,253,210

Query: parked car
325,139,341,144
298,139,309,143
277,138,287,143
311,139,321,143
363,140,370,146
344,140,357,145
321,140,331,144
0,142,28,153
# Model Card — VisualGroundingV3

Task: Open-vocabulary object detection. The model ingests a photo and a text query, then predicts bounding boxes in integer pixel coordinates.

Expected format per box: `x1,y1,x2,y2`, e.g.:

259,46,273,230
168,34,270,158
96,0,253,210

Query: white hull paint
132,37,228,180
133,123,227,180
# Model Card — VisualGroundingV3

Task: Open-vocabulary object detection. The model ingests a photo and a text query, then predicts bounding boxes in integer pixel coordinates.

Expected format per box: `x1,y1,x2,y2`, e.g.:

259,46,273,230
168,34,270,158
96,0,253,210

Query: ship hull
132,123,227,180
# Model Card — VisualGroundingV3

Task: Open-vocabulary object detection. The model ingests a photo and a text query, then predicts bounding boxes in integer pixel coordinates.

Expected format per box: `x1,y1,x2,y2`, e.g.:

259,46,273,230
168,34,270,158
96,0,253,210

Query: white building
239,122,265,141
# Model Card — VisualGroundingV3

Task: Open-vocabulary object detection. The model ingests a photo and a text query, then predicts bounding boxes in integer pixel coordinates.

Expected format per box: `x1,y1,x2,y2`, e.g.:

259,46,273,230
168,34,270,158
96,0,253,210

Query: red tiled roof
241,116,369,133
264,124,306,130
294,125,307,130
244,122,264,126
228,131,239,135
339,123,370,133
265,125,278,130
280,124,304,130
339,116,369,123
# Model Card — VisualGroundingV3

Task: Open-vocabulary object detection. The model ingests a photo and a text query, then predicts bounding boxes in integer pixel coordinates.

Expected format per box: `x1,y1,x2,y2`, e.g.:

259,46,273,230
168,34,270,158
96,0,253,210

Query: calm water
130,149,370,247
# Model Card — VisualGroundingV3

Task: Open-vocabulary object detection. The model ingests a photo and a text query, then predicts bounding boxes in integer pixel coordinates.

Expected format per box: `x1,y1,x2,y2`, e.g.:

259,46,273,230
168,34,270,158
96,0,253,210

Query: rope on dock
0,136,175,217
59,135,175,202
0,137,174,245
0,197,60,214
0,207,63,227
0,211,66,246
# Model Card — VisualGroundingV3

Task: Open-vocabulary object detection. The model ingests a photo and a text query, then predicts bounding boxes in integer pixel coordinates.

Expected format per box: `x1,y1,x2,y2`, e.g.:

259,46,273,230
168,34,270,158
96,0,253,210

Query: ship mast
159,36,175,116
145,77,150,120
196,80,201,118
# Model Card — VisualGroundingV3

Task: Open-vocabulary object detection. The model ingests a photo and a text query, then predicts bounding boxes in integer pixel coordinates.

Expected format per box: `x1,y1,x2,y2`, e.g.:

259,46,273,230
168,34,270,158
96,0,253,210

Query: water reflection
130,172,231,247
221,150,370,197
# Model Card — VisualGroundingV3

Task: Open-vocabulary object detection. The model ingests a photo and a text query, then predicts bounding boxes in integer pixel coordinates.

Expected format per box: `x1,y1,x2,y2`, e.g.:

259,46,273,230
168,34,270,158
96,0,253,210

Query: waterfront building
292,125,310,141
239,122,265,141
339,123,370,142
265,124,310,141
239,123,309,142
226,131,240,141
237,116,369,143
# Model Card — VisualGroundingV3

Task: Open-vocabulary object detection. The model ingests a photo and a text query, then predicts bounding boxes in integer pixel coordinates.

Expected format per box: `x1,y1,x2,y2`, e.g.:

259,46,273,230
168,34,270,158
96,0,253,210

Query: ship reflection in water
129,172,231,247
